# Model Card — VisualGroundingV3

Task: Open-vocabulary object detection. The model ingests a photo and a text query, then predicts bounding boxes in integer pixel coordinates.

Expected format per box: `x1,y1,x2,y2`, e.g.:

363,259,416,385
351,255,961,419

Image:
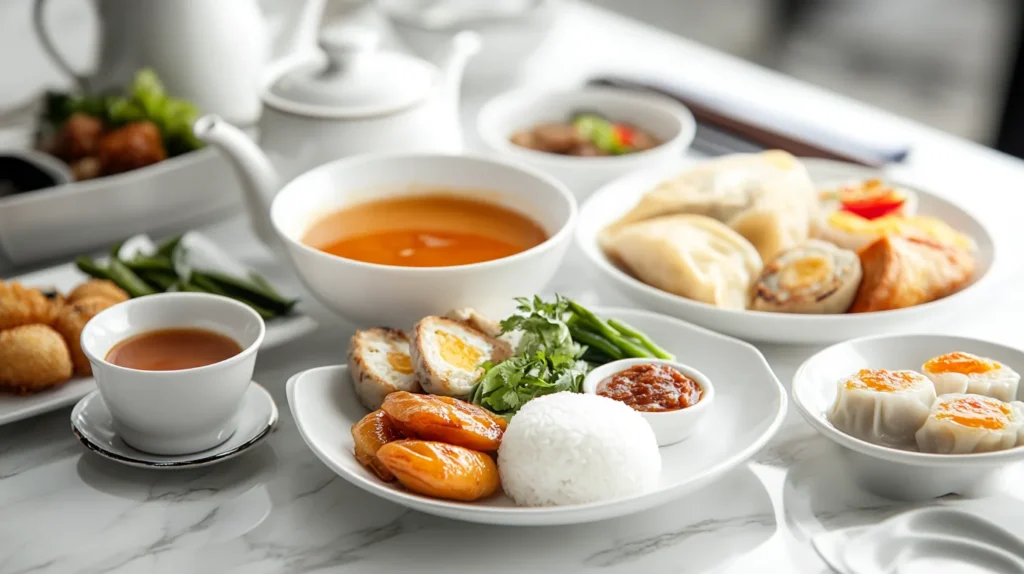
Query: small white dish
812,507,1024,574
582,358,715,446
288,307,786,526
793,333,1024,501
476,86,696,199
70,383,277,469
576,157,997,344
81,292,265,455
0,259,315,428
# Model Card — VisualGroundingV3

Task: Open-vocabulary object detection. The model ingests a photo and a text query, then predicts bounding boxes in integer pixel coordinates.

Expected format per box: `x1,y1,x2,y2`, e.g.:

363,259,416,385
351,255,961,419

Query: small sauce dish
81,292,265,455
583,358,715,446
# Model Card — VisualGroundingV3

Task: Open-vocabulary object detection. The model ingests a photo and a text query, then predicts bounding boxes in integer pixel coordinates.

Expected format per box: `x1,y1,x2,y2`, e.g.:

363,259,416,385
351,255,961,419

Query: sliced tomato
612,124,635,147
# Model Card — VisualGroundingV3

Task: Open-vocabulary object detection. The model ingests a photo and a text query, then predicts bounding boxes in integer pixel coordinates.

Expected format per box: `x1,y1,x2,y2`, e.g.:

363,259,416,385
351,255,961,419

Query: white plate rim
792,332,1024,467
70,382,278,469
287,306,788,525
575,157,999,326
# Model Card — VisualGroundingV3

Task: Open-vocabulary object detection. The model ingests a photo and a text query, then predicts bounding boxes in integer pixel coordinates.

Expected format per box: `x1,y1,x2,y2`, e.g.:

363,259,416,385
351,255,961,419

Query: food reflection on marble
599,150,979,314
346,296,675,506
828,353,1024,454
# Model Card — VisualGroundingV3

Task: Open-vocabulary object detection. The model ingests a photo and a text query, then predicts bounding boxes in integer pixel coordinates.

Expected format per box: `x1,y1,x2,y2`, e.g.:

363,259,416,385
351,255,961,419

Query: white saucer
70,382,277,469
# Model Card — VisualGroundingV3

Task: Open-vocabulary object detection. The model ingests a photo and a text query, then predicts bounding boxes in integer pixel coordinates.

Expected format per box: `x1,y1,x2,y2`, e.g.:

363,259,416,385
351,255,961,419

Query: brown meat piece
0,280,61,330
55,113,104,162
0,324,73,394
54,296,117,376
529,123,585,154
630,130,661,151
97,121,167,175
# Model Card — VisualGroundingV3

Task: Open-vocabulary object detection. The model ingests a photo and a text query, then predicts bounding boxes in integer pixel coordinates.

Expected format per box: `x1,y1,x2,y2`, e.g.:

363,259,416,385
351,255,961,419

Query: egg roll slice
751,240,862,314
849,234,975,313
603,214,763,309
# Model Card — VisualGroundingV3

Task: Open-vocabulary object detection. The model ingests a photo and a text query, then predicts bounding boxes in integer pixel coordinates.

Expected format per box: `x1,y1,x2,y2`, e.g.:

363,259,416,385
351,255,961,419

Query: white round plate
576,157,997,343
792,334,1024,500
287,308,786,526
71,382,277,469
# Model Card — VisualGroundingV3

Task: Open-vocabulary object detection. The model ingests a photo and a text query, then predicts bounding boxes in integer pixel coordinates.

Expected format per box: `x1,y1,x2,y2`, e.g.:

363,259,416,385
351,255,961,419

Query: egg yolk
845,369,921,392
436,331,484,371
924,352,1000,376
386,352,414,375
935,396,1012,430
837,178,905,204
779,255,833,290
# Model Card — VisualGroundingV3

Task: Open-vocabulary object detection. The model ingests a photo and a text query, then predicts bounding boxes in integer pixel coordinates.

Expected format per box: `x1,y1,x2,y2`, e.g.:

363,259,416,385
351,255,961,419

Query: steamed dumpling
827,369,936,447
751,239,862,314
922,352,1020,402
605,150,817,261
602,214,763,309
915,394,1024,454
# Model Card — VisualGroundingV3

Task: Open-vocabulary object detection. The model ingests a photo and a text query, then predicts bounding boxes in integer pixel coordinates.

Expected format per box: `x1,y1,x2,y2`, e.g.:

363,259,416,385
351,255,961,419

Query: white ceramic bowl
582,358,715,446
792,333,1024,501
576,157,997,344
80,292,265,455
476,87,696,200
271,153,576,327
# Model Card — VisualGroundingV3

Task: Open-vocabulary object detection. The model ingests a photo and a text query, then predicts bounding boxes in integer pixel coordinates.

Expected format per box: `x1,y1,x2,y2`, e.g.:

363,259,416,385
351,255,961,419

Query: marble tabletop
4,2,1024,573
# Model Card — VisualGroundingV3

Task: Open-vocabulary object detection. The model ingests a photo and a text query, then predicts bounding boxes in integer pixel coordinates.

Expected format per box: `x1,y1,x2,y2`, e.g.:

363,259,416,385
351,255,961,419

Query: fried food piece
381,391,506,452
0,280,61,330
55,113,104,162
376,440,500,501
351,410,407,482
98,121,167,175
0,325,73,393
54,296,117,376
67,280,129,305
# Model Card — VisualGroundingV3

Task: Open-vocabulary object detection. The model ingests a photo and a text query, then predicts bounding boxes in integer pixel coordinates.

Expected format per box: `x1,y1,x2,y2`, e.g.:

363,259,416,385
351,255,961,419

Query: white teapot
257,27,480,180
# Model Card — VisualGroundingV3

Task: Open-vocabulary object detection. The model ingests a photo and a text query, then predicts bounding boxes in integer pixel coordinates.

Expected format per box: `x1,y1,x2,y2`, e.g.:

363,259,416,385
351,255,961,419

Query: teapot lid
264,27,436,119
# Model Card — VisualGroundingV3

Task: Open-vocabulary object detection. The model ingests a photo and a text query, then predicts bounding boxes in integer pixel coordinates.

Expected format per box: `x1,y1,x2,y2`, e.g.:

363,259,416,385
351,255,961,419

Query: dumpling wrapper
849,234,975,313
602,214,763,309
603,150,818,261
751,239,862,314
921,352,1020,403
827,369,936,448
915,394,1024,454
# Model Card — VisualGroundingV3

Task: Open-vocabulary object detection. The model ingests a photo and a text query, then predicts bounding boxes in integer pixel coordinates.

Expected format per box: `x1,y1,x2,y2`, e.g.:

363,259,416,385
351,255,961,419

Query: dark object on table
510,113,662,156
588,76,911,167
0,150,73,198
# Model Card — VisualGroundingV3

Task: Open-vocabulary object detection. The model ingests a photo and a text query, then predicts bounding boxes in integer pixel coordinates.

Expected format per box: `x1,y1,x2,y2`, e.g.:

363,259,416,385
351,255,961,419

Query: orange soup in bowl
301,194,548,267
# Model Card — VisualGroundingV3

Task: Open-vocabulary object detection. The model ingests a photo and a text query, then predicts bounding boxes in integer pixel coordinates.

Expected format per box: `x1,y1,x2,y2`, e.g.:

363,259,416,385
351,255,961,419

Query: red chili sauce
597,364,703,412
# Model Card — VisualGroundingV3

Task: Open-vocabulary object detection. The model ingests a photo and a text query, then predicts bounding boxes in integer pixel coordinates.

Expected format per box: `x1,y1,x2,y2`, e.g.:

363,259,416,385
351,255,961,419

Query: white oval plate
576,157,997,343
287,308,786,526
792,334,1024,500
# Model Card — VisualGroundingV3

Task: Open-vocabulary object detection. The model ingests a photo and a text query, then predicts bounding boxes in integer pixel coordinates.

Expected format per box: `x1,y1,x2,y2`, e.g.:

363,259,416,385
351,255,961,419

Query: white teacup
81,292,265,455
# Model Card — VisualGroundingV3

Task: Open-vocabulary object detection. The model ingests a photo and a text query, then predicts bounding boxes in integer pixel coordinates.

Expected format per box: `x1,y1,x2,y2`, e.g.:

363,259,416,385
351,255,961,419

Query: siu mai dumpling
922,352,1020,402
849,235,975,313
915,394,1024,454
827,369,936,448
603,150,818,261
602,214,763,309
751,240,862,314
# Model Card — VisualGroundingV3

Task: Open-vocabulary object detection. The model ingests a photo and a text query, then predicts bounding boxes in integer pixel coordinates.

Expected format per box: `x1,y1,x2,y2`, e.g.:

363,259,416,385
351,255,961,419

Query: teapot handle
32,0,91,93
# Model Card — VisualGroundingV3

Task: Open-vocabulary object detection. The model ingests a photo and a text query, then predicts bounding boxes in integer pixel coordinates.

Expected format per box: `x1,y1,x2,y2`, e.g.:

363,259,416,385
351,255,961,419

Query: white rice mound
498,392,661,507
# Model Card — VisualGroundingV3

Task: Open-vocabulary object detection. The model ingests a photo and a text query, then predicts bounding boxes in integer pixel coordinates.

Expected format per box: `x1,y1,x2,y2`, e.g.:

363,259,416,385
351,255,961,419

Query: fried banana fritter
0,324,73,393
0,280,61,330
54,296,117,376
67,280,129,305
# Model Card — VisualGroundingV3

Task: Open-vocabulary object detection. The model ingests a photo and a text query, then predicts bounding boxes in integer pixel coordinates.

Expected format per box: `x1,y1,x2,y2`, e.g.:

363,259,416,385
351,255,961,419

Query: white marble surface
4,2,1024,573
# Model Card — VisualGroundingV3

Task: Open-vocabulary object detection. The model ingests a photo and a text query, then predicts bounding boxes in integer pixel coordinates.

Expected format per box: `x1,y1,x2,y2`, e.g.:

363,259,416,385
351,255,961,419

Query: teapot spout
193,115,281,252
436,31,481,137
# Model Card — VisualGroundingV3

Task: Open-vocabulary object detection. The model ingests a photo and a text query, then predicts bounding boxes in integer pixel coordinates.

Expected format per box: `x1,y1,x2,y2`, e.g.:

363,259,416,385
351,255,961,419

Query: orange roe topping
935,395,1012,430
924,352,1000,376
845,369,921,392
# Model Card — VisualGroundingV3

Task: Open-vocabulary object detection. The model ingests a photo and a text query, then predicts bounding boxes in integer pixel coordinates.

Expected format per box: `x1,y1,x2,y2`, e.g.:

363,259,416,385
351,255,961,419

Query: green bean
248,271,283,299
155,235,182,259
138,270,177,290
567,301,652,358
176,281,205,293
581,347,617,366
191,274,276,320
124,256,174,273
568,325,625,360
195,271,295,312
608,318,675,360
107,258,156,298
109,240,124,261
75,256,111,280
